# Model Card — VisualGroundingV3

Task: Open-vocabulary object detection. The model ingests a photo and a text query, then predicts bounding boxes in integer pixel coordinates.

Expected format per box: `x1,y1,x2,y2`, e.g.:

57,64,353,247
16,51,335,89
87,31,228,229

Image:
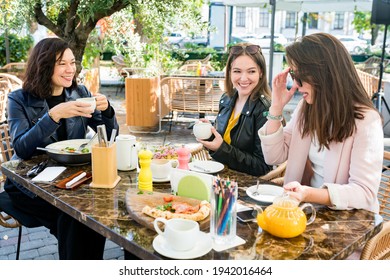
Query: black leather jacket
7,85,119,160
209,91,272,176
5,85,119,197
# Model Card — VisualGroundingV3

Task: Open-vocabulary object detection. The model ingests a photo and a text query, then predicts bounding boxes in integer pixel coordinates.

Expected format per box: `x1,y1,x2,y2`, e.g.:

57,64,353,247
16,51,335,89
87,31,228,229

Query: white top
309,137,326,188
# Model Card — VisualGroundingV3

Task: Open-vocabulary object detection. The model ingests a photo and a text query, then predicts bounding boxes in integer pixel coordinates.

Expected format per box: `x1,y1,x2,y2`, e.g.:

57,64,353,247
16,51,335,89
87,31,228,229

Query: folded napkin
31,167,66,183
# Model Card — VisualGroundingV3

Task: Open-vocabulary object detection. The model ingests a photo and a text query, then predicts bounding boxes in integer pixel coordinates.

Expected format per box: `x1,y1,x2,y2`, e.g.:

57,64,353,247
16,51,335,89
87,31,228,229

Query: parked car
166,33,208,48
166,32,187,47
187,36,208,47
335,35,368,54
234,33,288,49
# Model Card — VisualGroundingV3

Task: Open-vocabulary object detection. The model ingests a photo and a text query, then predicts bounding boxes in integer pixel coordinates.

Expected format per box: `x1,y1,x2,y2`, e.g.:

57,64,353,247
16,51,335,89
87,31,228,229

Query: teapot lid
272,193,299,208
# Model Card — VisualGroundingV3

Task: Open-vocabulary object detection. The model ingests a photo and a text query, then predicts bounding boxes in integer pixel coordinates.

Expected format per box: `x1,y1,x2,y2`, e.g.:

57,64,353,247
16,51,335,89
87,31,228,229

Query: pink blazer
259,101,383,213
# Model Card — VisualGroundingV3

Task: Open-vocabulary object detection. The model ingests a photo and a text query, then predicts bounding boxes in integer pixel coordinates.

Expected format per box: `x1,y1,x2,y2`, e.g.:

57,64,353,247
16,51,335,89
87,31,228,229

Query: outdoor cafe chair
360,221,390,260
0,123,41,260
379,151,390,222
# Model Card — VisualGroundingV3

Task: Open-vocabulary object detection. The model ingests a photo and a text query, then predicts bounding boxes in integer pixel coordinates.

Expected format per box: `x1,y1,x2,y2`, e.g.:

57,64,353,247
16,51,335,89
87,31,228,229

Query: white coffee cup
76,97,96,111
154,218,200,251
116,134,137,171
193,122,212,140
150,158,178,179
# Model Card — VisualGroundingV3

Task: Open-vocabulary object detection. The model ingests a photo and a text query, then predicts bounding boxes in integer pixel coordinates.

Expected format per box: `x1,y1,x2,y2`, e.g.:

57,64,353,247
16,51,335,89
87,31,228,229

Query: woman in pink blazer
259,33,383,213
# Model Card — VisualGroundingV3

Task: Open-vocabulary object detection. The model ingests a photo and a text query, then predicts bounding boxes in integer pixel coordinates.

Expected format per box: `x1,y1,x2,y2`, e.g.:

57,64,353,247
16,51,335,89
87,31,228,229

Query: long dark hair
224,42,271,101
285,33,377,149
23,37,77,98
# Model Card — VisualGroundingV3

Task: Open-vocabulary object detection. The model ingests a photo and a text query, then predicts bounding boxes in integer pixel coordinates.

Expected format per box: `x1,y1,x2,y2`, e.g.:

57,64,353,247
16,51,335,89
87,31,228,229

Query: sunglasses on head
289,69,303,87
229,45,261,55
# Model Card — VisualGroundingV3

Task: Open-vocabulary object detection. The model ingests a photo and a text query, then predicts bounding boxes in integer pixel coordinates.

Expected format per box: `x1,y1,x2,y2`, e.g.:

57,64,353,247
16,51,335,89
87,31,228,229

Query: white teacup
76,97,96,111
193,122,212,140
154,218,200,251
150,158,178,179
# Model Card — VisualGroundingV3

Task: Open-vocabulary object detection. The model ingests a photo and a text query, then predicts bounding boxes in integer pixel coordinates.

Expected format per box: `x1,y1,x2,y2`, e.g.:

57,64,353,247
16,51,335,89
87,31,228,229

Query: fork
77,133,98,151
252,179,260,196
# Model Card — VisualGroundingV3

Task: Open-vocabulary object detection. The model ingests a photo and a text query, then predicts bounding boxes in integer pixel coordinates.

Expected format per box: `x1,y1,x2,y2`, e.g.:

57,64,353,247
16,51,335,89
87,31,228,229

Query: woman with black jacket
197,43,272,176
4,37,119,259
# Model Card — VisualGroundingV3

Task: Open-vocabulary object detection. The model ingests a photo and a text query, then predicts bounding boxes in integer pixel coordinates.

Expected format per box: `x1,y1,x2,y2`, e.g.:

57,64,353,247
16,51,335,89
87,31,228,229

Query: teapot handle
299,203,316,225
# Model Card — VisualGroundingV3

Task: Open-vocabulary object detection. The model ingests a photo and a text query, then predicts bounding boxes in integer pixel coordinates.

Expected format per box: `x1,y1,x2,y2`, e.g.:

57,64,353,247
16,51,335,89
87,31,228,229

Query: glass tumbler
210,178,237,245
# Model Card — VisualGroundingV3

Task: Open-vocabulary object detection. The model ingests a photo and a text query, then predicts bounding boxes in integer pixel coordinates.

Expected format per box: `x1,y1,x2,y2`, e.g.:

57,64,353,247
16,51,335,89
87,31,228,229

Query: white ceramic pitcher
116,134,138,171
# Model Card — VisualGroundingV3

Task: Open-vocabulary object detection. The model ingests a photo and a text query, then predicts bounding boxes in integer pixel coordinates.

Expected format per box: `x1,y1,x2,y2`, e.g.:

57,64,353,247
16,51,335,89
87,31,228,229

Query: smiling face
290,67,314,104
51,48,76,96
230,55,261,97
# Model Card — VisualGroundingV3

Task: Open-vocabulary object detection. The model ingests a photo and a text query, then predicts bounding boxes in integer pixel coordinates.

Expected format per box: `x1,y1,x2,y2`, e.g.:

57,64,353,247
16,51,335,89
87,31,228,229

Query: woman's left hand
197,127,223,152
93,93,109,111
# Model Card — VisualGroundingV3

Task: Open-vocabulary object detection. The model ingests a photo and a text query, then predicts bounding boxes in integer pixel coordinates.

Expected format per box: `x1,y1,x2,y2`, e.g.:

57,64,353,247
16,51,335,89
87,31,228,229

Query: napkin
31,166,66,183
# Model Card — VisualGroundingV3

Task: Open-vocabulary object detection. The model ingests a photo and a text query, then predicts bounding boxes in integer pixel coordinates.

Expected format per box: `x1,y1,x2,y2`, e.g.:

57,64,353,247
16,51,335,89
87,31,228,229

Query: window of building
308,13,318,29
236,7,246,27
286,12,296,28
333,12,344,30
259,8,269,27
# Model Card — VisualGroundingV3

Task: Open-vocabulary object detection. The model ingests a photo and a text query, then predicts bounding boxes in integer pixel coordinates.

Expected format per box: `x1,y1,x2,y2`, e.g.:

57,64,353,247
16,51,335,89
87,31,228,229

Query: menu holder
90,143,120,188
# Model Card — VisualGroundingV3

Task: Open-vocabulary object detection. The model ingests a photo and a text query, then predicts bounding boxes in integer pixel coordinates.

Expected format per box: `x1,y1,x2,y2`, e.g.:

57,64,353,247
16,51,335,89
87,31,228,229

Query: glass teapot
256,194,316,238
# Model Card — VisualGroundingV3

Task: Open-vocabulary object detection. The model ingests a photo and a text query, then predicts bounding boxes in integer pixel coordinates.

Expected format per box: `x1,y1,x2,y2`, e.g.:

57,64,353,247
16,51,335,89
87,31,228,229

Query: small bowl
76,97,96,111
193,122,212,140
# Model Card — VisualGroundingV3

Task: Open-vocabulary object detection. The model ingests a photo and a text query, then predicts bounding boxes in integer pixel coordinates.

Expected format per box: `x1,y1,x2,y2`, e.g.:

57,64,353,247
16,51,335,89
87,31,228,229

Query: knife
193,165,211,173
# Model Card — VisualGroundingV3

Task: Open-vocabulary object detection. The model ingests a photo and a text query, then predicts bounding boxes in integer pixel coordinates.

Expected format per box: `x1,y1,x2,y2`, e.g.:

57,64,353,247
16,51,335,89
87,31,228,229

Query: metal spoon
252,179,260,196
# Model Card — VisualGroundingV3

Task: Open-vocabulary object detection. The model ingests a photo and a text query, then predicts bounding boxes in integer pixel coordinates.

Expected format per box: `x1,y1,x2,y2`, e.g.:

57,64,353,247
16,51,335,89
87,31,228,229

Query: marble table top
1,155,383,260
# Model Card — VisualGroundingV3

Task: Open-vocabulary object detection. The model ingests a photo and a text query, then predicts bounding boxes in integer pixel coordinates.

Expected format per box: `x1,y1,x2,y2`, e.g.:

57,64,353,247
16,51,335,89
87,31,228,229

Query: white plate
152,176,170,183
153,231,212,259
246,184,284,203
46,139,91,154
188,161,224,174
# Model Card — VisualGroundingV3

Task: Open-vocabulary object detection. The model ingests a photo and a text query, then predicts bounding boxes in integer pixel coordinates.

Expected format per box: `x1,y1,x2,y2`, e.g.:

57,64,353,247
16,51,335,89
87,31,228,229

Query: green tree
351,10,387,46
0,0,205,73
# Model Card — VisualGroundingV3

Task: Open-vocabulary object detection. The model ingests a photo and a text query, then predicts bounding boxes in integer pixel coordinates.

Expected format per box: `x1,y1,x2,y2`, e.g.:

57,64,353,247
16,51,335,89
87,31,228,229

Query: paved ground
0,65,301,260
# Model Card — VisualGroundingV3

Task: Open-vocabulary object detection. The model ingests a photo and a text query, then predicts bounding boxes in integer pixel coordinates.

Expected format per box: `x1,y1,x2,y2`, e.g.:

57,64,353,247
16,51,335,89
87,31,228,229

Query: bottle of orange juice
138,148,153,192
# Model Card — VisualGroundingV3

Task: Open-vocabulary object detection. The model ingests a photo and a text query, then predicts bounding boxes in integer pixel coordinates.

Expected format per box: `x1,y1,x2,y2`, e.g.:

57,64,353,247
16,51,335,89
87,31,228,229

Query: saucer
153,231,212,259
246,184,284,204
152,176,170,183
188,161,224,174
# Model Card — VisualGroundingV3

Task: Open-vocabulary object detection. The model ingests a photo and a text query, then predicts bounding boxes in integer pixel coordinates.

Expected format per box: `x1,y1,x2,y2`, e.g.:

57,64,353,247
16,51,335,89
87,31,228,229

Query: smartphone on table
237,208,257,222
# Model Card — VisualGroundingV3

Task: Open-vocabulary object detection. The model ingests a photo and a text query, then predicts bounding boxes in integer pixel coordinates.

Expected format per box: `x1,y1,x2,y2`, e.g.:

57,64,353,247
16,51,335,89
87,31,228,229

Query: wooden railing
356,68,381,98
160,76,225,115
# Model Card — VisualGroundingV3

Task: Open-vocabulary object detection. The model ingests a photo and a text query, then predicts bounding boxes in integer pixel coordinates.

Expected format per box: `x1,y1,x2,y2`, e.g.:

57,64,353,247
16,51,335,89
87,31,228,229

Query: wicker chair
190,145,286,184
260,161,287,186
190,145,212,161
379,151,390,222
0,73,23,123
0,123,41,259
360,221,390,260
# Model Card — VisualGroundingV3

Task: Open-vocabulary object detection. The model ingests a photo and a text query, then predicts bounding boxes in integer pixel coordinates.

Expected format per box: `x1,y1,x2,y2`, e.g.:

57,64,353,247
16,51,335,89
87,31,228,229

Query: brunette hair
224,42,271,101
23,37,77,98
285,32,377,149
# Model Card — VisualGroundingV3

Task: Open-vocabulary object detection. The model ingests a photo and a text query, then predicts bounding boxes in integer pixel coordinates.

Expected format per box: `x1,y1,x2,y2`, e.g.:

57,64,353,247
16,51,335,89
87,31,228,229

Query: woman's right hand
48,101,94,123
270,68,298,113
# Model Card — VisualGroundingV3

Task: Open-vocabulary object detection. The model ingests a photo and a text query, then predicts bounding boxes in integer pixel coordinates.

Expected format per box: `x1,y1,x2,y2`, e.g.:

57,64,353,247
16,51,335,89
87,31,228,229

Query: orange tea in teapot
256,194,316,238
